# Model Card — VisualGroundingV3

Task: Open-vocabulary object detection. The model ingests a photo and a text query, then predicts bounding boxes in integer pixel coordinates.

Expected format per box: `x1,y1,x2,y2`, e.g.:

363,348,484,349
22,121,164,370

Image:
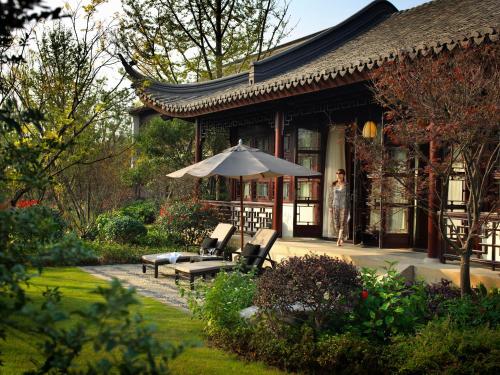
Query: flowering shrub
16,199,39,208
158,199,219,246
351,262,427,339
254,255,361,332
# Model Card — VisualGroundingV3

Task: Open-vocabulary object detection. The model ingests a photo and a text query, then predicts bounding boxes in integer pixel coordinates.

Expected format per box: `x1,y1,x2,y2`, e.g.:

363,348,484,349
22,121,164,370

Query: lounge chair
141,223,236,278
174,228,278,288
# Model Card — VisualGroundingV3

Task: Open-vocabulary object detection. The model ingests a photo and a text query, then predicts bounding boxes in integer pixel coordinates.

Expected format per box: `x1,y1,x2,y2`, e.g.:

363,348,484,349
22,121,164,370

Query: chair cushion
241,243,260,265
200,237,218,250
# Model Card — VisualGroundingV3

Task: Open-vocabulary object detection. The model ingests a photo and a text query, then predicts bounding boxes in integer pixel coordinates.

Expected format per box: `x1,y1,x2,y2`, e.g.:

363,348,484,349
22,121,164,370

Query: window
298,128,321,151
256,182,269,198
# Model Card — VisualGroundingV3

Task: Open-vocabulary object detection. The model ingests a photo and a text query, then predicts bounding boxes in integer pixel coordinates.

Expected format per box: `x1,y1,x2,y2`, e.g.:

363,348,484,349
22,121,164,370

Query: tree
0,2,177,372
124,116,195,200
117,0,291,82
353,43,500,295
2,5,133,211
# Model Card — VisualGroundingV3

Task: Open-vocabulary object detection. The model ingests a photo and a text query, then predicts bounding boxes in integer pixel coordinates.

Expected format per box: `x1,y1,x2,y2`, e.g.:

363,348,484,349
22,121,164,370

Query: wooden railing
203,200,274,235
441,212,500,271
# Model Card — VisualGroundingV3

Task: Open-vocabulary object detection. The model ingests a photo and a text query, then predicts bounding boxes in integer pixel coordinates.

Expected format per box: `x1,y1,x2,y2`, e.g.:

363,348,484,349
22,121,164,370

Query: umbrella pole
240,176,244,250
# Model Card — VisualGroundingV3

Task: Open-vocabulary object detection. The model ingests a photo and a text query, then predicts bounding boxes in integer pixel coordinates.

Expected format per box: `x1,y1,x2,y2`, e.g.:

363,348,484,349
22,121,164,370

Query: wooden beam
194,119,202,198
273,111,284,236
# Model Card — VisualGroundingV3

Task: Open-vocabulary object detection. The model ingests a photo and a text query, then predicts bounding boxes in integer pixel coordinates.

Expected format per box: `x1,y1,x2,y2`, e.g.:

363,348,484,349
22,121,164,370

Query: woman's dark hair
333,168,347,186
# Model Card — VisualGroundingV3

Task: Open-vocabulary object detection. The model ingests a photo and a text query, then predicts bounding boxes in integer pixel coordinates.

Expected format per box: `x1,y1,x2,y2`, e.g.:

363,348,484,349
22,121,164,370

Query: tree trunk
460,252,472,296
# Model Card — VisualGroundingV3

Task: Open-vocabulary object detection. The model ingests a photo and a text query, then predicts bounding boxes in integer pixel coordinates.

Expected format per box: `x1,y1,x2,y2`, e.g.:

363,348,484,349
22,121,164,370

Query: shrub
158,199,219,246
120,200,157,224
425,278,461,317
351,262,427,339
386,319,500,374
442,286,500,328
136,225,180,247
248,322,317,372
9,205,66,258
316,333,383,375
38,233,98,266
185,270,257,336
254,255,361,332
101,215,147,244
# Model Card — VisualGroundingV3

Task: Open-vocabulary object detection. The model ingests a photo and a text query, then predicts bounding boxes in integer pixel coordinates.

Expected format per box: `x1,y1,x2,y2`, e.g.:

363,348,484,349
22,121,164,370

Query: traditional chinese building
121,0,499,263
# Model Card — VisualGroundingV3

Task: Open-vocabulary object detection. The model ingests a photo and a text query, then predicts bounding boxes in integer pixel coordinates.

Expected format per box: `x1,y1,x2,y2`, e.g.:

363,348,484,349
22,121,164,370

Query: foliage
386,319,500,375
7,205,66,257
316,332,383,375
118,0,291,81
2,268,281,375
425,278,462,316
19,279,177,374
101,215,147,244
158,199,219,246
442,286,500,328
254,255,361,332
0,2,178,373
185,270,257,336
355,43,500,295
120,199,158,224
123,117,195,201
83,240,195,265
350,262,427,339
137,224,180,247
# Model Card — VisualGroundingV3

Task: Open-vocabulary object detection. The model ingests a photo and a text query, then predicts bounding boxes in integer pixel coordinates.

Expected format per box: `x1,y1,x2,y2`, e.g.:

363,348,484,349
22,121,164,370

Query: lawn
0,267,283,375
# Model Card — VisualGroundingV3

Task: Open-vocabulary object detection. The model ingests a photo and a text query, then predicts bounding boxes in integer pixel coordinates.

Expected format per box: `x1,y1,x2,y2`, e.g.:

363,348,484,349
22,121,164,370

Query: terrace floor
230,236,500,288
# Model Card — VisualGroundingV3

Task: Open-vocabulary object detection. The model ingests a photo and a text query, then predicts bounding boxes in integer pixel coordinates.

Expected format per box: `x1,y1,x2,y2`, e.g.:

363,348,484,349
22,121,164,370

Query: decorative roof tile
122,0,499,117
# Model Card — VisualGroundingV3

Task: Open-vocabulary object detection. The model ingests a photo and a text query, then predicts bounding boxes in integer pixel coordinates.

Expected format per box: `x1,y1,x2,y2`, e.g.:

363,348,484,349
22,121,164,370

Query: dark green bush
442,286,500,328
254,255,361,332
136,225,179,247
120,200,158,224
386,319,500,374
351,262,427,339
316,332,383,375
158,200,219,246
101,215,147,244
7,205,66,259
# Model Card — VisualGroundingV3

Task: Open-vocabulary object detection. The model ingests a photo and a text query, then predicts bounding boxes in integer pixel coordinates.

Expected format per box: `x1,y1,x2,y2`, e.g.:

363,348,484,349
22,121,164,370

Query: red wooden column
273,111,284,236
194,119,202,198
427,140,439,259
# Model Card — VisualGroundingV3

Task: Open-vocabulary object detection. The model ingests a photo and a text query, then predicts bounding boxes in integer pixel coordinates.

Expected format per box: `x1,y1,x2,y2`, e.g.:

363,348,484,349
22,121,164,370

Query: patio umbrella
168,139,321,250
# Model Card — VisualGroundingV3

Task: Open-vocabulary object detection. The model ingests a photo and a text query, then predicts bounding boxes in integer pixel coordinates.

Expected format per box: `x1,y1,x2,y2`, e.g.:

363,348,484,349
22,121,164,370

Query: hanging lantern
362,121,377,139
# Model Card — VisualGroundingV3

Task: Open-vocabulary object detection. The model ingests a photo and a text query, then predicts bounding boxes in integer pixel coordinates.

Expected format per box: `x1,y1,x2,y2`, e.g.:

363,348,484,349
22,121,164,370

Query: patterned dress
328,182,350,239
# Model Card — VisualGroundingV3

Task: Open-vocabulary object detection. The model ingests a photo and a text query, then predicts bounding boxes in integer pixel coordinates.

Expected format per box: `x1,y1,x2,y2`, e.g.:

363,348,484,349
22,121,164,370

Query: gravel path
80,264,189,311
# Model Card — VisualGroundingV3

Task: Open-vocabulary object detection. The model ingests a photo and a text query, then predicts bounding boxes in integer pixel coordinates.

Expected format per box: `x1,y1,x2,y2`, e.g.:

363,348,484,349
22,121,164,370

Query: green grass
0,267,283,375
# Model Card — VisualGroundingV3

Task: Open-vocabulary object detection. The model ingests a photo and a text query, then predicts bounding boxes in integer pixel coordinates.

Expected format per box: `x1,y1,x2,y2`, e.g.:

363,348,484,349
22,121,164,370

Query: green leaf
376,319,384,326
385,315,395,324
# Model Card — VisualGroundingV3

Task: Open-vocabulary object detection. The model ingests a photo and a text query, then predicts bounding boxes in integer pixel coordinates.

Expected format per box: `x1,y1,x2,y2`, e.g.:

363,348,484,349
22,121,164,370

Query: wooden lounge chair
141,223,236,278
174,228,278,288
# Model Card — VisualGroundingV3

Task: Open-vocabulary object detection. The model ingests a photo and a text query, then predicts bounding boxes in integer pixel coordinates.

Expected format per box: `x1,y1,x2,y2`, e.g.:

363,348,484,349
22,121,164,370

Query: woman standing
328,169,350,246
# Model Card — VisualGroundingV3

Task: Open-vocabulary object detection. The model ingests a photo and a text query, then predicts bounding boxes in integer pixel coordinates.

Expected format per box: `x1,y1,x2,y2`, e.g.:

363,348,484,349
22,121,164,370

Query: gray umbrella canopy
167,139,321,250
167,140,321,180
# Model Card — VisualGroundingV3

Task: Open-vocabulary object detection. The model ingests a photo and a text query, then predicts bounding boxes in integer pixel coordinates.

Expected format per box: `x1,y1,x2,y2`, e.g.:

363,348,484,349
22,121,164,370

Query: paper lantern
362,121,377,139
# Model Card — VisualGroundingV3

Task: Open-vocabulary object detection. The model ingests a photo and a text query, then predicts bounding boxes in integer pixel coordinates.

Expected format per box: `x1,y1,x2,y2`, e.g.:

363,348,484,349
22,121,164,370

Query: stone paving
80,264,189,311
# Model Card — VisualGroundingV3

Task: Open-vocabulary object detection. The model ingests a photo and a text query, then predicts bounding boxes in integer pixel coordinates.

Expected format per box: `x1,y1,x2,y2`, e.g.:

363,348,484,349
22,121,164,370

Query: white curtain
322,126,346,237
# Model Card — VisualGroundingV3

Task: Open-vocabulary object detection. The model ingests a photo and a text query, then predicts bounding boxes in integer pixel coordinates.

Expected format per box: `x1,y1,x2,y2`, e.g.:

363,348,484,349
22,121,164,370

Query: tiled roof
123,0,499,117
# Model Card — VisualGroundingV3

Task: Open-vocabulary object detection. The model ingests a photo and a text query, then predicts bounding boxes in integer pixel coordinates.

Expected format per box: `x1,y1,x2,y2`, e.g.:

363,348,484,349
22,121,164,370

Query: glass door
294,128,323,237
